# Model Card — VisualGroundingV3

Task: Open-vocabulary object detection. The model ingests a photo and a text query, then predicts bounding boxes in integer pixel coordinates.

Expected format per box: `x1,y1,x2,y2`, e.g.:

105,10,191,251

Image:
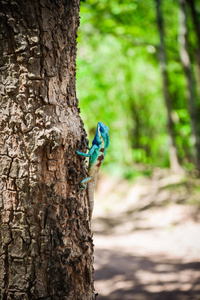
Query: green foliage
77,0,199,177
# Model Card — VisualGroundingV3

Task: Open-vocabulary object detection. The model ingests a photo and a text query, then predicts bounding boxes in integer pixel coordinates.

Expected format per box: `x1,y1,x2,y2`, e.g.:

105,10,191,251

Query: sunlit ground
92,169,200,300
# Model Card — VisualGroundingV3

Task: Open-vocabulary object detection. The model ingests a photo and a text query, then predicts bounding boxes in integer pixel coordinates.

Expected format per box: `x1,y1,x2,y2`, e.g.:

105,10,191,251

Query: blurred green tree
77,0,200,176
178,0,200,171
187,0,200,94
155,0,182,172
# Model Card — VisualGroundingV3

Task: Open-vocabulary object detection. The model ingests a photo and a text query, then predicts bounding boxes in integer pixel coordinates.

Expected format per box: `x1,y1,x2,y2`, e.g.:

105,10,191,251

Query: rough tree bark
0,0,95,299
179,0,200,173
155,0,182,173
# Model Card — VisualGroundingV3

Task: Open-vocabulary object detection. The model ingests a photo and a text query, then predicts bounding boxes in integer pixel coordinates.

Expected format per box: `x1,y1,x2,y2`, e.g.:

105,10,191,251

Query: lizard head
96,122,110,148
97,122,109,138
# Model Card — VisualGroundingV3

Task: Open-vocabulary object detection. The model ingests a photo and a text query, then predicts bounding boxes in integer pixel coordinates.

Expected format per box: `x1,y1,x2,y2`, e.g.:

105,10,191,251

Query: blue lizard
77,122,109,227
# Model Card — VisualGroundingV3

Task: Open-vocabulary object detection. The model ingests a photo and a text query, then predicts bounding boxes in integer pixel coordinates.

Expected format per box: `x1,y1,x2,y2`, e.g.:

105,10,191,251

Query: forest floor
92,168,200,300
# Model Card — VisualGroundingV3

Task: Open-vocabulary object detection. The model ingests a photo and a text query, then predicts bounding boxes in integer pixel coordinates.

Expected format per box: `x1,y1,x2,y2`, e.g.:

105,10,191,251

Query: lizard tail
88,183,94,229
89,200,94,228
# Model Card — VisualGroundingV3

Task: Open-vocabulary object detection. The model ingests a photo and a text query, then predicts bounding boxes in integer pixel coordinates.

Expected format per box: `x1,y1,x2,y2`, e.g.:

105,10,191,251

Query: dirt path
92,171,200,299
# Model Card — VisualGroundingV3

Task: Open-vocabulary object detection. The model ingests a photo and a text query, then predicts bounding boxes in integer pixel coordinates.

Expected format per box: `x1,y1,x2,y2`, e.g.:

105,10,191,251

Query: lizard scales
77,122,109,228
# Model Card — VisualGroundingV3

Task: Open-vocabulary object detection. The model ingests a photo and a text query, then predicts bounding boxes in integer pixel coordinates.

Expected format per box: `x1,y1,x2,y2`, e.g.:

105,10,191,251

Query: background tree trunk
0,0,95,299
187,0,200,96
179,0,200,173
155,0,182,173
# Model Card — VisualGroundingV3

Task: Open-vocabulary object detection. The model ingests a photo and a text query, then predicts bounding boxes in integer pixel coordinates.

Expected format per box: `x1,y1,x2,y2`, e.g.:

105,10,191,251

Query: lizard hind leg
80,176,92,190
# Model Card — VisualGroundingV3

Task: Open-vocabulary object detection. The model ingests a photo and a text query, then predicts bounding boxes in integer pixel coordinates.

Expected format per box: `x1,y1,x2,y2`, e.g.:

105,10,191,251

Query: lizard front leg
84,141,90,150
76,150,90,157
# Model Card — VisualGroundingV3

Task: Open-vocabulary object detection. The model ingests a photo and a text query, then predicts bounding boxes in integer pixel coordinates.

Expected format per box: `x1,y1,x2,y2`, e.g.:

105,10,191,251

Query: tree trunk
187,0,200,97
179,0,200,172
155,0,182,173
0,1,95,299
